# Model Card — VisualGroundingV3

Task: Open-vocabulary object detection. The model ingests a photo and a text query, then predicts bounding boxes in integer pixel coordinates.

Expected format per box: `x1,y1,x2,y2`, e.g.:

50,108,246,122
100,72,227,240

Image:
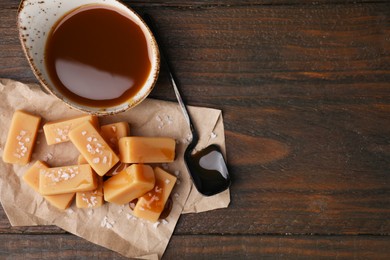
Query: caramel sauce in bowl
18,0,160,115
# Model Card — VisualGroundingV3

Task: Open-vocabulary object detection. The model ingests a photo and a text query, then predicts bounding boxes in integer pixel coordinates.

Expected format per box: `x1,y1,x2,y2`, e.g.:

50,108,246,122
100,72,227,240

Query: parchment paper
0,79,230,259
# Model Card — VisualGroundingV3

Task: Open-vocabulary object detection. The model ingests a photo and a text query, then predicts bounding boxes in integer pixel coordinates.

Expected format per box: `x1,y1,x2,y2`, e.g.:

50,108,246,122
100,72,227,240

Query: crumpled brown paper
0,79,230,259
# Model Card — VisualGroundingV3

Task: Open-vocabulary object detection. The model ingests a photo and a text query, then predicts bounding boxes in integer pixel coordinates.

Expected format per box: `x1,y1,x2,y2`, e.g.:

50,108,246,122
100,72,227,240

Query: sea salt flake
44,153,53,161
101,216,115,229
155,186,162,193
210,132,217,139
55,137,61,143
162,219,169,225
102,156,108,164
165,179,171,184
87,137,92,142
81,131,87,136
153,221,161,228
166,115,173,124
92,157,100,164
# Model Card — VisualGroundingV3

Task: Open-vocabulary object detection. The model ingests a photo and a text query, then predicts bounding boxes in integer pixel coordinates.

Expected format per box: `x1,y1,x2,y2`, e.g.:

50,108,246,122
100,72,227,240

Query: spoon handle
143,14,199,145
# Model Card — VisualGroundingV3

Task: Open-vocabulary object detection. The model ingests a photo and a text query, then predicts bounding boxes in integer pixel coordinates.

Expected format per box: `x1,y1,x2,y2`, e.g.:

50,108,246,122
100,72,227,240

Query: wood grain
165,235,390,259
1,0,390,258
0,234,389,259
2,0,390,9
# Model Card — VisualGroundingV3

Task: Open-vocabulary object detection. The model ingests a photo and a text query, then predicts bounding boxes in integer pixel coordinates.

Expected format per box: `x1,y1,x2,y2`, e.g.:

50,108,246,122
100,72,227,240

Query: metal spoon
143,14,231,196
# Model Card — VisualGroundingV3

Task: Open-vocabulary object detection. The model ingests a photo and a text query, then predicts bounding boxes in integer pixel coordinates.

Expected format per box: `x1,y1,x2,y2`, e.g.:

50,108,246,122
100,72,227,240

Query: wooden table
1,0,390,258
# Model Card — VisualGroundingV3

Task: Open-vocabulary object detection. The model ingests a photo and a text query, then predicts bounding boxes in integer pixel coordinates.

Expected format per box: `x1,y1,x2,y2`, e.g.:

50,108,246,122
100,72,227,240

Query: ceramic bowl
17,0,160,115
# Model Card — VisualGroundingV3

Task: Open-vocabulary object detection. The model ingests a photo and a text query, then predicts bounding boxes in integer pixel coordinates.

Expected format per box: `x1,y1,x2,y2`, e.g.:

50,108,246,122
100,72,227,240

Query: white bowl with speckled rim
17,0,160,116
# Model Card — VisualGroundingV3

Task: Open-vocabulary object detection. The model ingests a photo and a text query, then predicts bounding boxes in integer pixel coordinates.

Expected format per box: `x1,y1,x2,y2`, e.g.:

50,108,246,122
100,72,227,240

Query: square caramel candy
43,115,99,145
76,176,104,209
133,167,177,222
23,161,75,210
69,121,119,176
103,164,155,205
100,122,130,153
118,137,175,163
3,110,41,165
39,164,97,196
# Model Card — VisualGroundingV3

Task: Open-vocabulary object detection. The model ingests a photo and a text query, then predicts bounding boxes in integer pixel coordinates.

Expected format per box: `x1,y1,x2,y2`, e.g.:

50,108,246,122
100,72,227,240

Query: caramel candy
43,115,99,145
133,167,177,222
100,122,130,153
103,164,155,205
3,110,41,165
39,164,97,195
23,161,75,210
118,137,175,163
76,177,104,208
69,121,119,176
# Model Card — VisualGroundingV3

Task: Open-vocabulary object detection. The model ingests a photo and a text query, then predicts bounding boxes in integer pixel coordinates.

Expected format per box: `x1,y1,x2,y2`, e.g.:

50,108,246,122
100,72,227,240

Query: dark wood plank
165,235,390,259
2,0,390,9
0,234,128,259
0,234,389,259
